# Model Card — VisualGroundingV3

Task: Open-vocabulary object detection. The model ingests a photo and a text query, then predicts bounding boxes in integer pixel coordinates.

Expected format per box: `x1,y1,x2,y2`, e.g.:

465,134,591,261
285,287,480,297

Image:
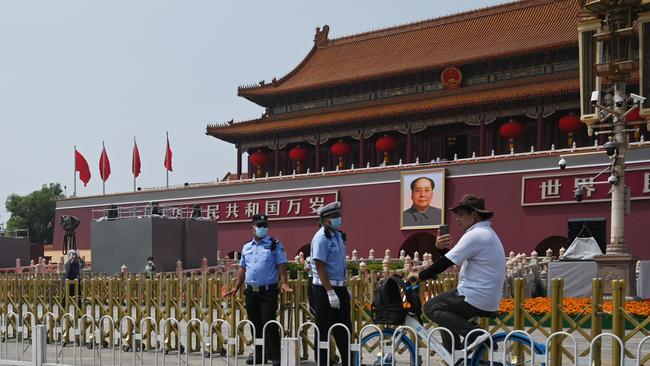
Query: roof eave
236,42,578,98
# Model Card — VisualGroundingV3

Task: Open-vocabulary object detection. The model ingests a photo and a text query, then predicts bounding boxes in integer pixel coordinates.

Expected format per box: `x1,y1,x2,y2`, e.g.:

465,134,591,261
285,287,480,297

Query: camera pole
577,1,649,296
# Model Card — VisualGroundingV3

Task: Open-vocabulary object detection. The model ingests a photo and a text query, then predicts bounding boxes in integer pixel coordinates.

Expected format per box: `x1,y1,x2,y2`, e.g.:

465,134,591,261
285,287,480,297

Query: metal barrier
1,319,650,366
326,323,350,366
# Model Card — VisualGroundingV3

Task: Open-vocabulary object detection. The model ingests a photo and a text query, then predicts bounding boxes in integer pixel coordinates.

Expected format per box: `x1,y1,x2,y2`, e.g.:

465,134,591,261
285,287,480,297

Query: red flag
164,136,173,172
132,141,141,177
75,149,91,186
99,145,111,181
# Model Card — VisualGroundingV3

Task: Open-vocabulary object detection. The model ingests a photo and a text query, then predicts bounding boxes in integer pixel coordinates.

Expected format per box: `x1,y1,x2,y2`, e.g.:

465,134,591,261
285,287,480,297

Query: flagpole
102,141,106,195
166,131,169,189
73,145,77,197
133,137,137,192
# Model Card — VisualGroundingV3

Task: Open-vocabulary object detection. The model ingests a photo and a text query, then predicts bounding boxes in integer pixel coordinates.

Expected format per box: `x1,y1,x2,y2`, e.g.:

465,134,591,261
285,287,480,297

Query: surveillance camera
591,90,600,105
608,175,618,185
603,141,618,156
614,94,624,108
558,157,567,170
574,187,584,203
629,93,646,106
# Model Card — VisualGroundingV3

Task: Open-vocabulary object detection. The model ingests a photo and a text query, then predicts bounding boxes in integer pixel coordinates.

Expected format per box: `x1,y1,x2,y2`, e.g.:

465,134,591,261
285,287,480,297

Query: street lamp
577,0,650,296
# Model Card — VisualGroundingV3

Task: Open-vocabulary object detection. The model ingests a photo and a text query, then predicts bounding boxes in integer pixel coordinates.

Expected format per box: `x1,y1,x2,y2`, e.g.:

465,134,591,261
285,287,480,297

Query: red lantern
375,135,397,164
558,113,583,132
289,145,308,173
330,140,351,169
558,113,583,146
498,119,525,152
330,141,351,156
249,150,267,177
289,145,308,161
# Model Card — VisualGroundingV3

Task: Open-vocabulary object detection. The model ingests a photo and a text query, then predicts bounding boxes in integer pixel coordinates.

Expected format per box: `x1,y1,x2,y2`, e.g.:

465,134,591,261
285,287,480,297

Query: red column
315,138,321,171
236,144,242,179
359,133,365,167
274,143,280,176
406,128,413,163
478,115,485,156
536,110,544,151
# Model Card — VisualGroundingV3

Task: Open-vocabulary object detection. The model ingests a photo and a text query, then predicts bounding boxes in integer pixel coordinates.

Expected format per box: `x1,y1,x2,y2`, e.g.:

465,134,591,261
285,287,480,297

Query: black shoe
246,353,264,365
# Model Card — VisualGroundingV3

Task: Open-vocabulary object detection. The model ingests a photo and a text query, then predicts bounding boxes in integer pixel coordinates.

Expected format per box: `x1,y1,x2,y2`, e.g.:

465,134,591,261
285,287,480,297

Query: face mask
329,217,342,230
255,226,268,238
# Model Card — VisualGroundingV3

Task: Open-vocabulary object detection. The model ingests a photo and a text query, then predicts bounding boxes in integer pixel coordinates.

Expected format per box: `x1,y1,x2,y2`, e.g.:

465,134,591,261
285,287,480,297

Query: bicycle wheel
355,328,417,366
469,332,546,366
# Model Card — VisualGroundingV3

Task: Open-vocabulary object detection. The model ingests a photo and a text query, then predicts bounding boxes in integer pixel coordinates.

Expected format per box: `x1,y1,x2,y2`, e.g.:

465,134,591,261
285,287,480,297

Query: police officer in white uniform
226,214,292,366
310,202,352,366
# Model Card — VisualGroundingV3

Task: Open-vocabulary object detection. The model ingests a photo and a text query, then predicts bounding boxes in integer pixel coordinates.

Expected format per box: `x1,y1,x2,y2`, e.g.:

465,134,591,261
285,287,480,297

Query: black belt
245,283,278,292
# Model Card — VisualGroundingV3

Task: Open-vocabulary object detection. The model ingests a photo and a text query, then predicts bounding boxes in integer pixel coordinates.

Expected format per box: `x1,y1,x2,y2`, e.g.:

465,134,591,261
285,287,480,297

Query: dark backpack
372,275,407,325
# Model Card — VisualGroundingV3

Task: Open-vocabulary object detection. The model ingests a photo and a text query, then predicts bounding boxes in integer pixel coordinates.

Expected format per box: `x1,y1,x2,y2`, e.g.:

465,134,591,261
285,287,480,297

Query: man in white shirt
410,194,505,352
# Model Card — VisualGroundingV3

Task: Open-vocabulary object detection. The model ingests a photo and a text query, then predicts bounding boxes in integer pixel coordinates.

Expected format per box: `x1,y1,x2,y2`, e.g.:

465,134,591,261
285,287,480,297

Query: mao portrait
401,169,445,229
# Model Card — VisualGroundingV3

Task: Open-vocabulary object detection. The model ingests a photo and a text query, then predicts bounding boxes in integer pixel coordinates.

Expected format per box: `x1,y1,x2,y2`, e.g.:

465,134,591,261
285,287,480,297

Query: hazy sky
0,0,506,226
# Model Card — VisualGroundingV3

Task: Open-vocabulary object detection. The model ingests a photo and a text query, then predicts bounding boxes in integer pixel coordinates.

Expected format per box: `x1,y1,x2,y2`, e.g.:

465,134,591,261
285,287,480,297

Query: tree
5,183,63,244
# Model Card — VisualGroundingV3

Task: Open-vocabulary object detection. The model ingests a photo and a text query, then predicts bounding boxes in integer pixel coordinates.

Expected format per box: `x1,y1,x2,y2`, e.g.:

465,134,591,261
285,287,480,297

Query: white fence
1,315,649,366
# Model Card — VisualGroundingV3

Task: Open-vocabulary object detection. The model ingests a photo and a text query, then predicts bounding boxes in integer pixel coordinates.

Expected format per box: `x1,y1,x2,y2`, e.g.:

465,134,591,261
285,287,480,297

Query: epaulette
340,231,347,242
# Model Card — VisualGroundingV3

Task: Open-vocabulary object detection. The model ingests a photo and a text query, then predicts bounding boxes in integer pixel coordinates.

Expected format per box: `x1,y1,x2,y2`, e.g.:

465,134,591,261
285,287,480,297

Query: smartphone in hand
438,224,449,235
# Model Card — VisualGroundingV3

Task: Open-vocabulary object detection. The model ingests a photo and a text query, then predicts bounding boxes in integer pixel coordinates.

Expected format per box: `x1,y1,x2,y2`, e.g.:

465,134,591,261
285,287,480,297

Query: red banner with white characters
521,166,650,206
156,191,339,223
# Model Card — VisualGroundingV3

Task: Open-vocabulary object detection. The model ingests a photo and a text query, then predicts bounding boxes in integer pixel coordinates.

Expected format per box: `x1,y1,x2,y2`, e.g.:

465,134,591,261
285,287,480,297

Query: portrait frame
400,168,446,230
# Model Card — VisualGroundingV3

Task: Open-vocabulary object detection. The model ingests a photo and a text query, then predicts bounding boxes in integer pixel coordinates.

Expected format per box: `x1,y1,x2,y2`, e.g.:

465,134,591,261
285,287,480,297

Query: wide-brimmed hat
450,194,493,219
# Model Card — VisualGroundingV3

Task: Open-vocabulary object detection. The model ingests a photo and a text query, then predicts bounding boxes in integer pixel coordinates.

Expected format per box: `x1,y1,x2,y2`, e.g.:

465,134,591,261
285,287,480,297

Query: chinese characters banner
163,191,338,223
521,167,650,206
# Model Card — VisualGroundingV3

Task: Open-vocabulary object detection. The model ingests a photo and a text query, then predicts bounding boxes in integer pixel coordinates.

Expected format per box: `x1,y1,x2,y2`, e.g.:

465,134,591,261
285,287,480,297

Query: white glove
327,289,340,309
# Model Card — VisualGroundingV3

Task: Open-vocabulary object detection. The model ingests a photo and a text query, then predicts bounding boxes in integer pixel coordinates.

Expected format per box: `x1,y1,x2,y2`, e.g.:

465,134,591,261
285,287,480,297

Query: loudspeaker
567,217,606,254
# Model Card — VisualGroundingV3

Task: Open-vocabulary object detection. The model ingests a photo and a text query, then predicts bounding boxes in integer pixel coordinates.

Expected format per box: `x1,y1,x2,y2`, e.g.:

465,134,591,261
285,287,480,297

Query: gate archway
399,232,443,261
534,235,567,257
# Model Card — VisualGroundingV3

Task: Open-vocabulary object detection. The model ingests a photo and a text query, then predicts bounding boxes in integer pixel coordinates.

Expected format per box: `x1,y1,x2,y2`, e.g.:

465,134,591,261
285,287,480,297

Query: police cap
251,214,268,225
317,201,342,218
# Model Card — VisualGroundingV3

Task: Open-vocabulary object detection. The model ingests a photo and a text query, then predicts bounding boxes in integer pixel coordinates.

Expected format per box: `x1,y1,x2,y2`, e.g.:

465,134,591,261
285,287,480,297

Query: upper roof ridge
324,0,563,47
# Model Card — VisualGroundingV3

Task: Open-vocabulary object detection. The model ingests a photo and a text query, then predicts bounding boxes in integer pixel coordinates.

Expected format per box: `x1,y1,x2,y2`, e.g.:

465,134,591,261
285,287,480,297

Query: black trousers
423,289,485,352
312,285,352,366
244,287,280,361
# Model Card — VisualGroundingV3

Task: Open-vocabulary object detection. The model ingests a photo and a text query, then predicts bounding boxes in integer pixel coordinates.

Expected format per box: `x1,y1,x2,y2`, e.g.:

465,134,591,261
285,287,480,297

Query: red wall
55,171,650,262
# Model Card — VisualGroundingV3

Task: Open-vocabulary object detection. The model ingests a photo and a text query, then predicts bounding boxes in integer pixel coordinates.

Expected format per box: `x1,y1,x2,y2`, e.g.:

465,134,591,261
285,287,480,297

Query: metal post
550,278,563,366
591,278,603,366
73,145,77,197
32,325,47,365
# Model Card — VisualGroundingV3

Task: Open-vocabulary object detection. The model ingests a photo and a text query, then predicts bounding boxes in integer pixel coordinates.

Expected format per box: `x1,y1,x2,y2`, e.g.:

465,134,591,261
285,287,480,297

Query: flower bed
496,298,650,330
498,298,650,317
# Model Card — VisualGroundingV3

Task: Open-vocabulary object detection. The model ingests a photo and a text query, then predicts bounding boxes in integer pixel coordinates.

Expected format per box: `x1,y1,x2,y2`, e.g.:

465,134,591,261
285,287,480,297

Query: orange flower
498,298,650,317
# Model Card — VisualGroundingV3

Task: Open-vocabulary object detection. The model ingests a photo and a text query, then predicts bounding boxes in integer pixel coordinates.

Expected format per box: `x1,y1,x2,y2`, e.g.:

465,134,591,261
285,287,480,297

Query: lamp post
578,0,650,296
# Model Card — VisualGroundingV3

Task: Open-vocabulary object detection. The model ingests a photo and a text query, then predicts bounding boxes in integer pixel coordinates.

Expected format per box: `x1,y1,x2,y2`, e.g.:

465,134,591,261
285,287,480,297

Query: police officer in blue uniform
310,202,352,366
226,214,292,366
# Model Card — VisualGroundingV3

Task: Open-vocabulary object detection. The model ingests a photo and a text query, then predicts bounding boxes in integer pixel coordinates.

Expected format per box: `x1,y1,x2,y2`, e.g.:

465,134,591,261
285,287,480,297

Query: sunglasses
255,222,269,228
